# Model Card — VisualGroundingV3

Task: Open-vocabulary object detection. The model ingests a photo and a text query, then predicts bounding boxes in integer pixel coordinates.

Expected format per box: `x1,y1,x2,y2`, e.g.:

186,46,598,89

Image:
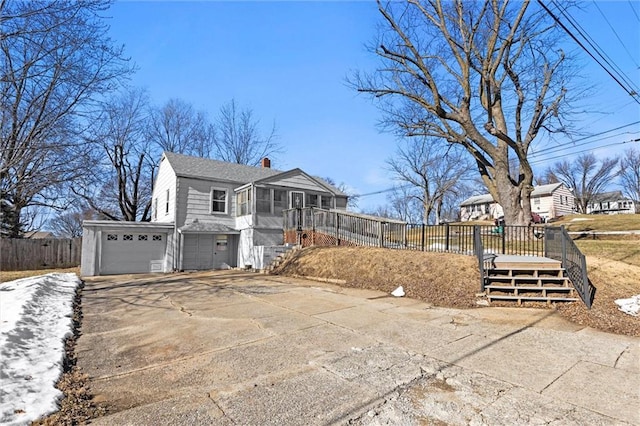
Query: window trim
165,189,170,215
210,188,228,214
236,187,252,216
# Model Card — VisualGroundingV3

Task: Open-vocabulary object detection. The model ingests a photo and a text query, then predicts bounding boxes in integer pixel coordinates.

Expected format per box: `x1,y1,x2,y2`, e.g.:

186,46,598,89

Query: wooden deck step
483,257,578,306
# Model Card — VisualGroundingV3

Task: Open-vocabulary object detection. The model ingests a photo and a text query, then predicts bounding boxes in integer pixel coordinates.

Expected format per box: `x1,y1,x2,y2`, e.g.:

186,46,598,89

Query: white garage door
101,232,167,275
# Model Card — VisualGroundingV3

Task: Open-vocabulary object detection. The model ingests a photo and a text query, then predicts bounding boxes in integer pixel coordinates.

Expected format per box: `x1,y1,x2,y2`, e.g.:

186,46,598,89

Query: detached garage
81,221,175,276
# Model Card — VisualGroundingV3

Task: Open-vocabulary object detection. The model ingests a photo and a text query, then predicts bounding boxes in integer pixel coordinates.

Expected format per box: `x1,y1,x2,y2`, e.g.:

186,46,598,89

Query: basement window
123,234,133,241
107,234,117,241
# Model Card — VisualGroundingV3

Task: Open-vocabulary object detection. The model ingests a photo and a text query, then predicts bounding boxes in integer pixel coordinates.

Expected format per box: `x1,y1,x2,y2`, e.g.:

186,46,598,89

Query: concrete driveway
77,271,640,425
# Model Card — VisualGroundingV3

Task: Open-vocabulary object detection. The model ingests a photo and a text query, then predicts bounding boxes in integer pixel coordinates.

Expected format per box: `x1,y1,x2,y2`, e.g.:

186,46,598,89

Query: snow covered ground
0,273,81,425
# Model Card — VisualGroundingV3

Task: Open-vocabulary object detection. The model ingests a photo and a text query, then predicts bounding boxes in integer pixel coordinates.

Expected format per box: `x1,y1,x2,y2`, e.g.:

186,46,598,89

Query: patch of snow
614,295,640,317
391,286,405,297
570,218,593,222
0,273,81,425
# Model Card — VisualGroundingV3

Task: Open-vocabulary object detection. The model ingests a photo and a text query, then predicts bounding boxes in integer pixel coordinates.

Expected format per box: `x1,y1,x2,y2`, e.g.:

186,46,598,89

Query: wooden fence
1,238,82,271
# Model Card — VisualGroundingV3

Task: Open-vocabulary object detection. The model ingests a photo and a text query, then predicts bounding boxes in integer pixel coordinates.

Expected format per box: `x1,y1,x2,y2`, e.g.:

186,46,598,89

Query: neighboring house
81,152,348,276
460,183,575,222
24,231,55,239
586,191,637,215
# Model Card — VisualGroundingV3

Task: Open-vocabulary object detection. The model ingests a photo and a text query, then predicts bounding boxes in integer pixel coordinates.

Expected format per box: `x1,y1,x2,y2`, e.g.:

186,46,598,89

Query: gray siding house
81,152,347,276
460,183,575,222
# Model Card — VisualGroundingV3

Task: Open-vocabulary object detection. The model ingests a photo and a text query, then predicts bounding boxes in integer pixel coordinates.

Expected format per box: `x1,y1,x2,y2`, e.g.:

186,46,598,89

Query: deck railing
284,208,545,256
544,226,594,309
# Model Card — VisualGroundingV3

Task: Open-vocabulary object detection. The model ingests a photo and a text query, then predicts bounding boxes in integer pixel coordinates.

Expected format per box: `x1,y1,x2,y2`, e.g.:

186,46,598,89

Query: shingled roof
163,152,282,183
162,152,347,196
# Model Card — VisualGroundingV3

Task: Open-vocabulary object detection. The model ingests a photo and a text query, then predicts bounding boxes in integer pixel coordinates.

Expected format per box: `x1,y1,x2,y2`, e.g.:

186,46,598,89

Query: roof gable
253,169,347,196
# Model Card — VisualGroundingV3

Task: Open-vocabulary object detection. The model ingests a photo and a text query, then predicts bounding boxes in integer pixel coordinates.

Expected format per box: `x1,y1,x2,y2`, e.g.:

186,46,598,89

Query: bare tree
0,0,132,237
546,153,619,213
212,99,281,166
74,88,154,221
323,177,360,210
147,98,214,157
387,139,473,224
352,0,578,226
619,148,640,203
48,207,96,238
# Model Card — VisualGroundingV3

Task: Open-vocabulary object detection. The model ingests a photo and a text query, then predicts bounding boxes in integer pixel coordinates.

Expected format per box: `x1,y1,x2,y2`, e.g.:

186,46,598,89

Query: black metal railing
284,208,545,256
544,226,593,309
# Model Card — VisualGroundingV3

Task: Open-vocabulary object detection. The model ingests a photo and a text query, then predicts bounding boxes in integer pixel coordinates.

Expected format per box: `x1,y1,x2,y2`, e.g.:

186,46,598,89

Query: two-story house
81,152,347,276
460,183,575,222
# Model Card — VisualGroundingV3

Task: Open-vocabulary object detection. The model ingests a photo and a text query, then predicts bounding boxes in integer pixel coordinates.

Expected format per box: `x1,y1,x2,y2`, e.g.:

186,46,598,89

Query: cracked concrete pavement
77,271,640,425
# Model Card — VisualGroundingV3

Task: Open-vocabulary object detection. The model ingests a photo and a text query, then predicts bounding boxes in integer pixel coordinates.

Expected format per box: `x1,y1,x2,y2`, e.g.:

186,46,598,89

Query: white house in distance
587,191,637,215
81,152,348,276
460,183,575,222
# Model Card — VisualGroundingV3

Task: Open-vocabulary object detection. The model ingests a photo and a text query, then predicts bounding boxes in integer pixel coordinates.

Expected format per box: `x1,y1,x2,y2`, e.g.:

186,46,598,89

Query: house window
165,189,170,215
335,197,347,209
305,193,319,208
237,188,251,216
321,195,332,210
153,198,158,220
256,188,271,213
274,190,287,214
533,197,540,205
211,189,227,213
138,235,148,241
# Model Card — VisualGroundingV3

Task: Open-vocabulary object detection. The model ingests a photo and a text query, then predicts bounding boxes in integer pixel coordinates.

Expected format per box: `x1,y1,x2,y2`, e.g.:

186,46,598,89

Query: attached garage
81,221,175,276
100,231,168,274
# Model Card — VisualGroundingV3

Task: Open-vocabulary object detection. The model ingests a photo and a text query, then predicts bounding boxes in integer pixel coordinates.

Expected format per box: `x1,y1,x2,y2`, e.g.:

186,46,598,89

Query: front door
213,235,230,269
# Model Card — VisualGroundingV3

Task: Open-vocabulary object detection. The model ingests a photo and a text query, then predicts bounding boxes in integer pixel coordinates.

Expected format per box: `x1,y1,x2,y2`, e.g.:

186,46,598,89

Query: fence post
378,221,385,248
501,226,506,254
403,224,407,247
445,223,450,251
560,225,567,268
581,256,591,308
336,213,341,246
421,224,425,251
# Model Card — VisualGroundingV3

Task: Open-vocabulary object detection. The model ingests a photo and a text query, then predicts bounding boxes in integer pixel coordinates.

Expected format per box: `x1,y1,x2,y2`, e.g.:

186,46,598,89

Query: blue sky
106,1,640,211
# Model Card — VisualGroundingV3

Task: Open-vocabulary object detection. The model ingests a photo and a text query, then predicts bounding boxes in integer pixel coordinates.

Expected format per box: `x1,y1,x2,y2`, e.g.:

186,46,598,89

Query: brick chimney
261,158,271,168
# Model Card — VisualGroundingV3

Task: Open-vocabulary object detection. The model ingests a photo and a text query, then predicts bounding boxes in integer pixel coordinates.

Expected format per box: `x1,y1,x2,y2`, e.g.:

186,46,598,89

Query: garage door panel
182,234,213,270
101,232,167,275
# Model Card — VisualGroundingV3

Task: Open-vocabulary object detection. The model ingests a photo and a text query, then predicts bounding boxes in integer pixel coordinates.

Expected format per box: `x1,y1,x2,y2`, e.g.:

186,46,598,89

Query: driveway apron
77,271,640,425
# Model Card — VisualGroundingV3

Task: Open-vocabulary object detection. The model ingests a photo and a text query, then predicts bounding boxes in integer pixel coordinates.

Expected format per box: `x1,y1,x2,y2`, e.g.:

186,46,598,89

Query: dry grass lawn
0,267,80,283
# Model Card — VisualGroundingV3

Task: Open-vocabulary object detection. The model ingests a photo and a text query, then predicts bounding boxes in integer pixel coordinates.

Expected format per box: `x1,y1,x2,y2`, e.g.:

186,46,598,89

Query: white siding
151,156,177,223
269,174,330,193
176,177,237,228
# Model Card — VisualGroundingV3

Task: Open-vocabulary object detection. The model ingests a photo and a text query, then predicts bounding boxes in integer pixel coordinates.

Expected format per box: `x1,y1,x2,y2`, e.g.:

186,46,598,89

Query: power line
529,137,639,166
628,0,640,22
553,1,640,95
593,1,640,69
529,120,640,157
538,0,640,104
